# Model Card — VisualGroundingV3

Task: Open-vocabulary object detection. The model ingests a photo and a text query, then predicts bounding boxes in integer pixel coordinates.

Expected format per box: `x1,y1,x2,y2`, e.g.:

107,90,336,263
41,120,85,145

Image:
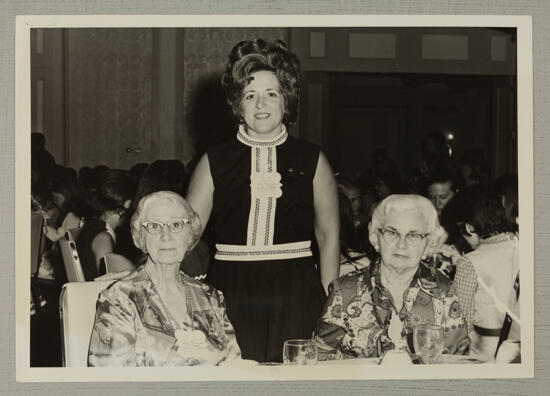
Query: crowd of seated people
30,128,520,368
30,137,214,366
327,132,520,363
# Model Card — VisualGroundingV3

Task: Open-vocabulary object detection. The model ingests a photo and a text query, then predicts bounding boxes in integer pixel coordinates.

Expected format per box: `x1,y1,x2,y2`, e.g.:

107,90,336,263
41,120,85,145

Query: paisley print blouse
313,260,470,360
88,266,241,366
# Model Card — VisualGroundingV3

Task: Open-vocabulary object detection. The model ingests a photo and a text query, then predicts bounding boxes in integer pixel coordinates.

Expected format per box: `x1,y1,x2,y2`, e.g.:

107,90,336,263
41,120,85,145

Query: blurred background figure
425,168,459,217
491,174,519,228
43,165,87,242
451,195,519,362
460,148,488,188
337,191,370,276
75,169,136,280
336,175,367,229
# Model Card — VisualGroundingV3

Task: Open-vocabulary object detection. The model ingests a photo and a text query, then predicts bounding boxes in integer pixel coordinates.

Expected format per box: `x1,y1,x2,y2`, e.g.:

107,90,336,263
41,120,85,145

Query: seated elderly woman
88,191,241,366
313,194,470,360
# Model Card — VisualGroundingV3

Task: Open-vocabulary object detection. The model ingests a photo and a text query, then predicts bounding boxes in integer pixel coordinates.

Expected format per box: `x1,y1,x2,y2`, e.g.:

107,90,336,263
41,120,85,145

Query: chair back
67,226,82,243
30,213,45,276
59,280,113,367
59,232,85,282
103,252,135,274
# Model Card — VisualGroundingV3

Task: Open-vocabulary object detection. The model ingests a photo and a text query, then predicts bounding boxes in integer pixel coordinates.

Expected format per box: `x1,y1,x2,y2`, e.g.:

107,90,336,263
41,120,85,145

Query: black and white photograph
15,15,533,381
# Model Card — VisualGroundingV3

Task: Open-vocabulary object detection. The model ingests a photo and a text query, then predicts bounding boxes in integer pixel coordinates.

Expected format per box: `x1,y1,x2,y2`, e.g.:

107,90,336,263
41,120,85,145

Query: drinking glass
282,339,318,365
413,324,445,364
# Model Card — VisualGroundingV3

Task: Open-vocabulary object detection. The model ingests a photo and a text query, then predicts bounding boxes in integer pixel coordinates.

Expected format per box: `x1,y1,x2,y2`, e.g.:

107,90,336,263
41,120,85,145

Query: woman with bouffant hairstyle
221,38,302,128
187,38,340,362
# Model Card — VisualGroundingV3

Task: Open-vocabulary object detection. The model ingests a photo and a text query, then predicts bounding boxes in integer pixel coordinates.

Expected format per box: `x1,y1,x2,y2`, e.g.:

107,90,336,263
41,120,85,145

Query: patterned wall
182,28,288,163
66,28,153,170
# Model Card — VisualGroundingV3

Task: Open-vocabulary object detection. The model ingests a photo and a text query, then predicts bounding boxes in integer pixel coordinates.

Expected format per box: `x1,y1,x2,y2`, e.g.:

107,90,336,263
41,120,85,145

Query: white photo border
15,14,534,382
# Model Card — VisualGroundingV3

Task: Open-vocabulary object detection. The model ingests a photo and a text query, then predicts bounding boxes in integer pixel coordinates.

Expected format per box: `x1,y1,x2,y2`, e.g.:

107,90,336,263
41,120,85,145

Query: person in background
129,162,149,182
338,192,370,276
337,176,368,229
186,38,339,362
459,148,488,188
75,169,136,280
491,174,519,229
435,184,488,279
313,195,469,360
88,191,241,366
409,130,454,194
43,165,87,242
451,196,519,362
31,132,56,174
425,168,459,217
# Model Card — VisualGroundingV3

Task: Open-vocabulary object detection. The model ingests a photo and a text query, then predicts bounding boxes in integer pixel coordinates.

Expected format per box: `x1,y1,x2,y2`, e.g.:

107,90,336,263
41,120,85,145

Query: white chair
59,280,113,367
59,232,85,282
103,252,136,274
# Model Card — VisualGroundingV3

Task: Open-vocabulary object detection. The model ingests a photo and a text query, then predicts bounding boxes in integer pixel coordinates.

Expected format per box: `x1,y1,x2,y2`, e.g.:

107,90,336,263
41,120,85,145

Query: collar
479,232,517,245
367,258,444,302
236,124,288,147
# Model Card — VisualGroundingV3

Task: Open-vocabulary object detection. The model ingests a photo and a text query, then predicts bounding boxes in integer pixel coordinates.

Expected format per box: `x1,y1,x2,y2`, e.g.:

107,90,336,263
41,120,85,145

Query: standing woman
186,38,339,362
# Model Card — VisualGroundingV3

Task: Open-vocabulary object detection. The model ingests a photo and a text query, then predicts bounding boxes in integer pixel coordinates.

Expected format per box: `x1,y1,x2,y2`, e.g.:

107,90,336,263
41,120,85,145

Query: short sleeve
312,278,353,360
87,289,137,366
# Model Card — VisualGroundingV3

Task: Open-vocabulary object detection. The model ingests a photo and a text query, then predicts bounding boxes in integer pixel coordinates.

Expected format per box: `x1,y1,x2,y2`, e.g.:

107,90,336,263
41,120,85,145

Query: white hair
368,194,446,254
130,191,202,254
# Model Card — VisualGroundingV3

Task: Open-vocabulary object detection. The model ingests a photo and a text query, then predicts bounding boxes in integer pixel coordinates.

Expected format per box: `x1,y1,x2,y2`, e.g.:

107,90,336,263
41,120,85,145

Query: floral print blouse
88,266,241,366
313,259,470,360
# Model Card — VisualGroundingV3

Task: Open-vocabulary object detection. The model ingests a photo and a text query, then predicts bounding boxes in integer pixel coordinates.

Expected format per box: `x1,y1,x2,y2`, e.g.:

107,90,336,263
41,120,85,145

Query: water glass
413,324,445,364
282,339,318,365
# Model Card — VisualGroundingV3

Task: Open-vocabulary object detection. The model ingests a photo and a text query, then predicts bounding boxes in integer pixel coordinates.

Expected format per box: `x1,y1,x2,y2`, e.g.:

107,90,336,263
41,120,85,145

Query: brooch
250,171,283,198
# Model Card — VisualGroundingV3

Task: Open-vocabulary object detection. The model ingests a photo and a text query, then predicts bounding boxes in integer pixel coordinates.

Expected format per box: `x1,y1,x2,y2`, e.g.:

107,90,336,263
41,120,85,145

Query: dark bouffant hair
469,196,516,239
131,160,189,211
221,38,302,127
87,169,136,218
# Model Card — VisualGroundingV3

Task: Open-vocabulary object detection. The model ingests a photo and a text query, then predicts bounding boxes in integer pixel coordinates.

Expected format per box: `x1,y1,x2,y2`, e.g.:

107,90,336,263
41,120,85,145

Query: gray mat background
2,0,548,394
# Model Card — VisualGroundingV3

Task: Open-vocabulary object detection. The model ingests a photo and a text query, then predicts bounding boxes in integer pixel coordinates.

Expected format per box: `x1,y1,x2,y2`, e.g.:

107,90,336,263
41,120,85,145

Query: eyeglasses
142,219,190,234
378,228,430,247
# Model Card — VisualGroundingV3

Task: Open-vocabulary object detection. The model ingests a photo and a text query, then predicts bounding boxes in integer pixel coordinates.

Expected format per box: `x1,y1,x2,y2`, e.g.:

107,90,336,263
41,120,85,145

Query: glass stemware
282,339,318,365
413,324,445,364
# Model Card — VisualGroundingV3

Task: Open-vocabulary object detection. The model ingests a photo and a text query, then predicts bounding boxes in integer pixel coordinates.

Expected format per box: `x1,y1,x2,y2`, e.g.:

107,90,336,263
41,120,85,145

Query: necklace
145,267,207,352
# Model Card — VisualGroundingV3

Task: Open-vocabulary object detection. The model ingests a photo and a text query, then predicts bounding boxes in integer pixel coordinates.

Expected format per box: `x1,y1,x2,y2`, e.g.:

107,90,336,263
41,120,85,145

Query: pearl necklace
145,267,207,352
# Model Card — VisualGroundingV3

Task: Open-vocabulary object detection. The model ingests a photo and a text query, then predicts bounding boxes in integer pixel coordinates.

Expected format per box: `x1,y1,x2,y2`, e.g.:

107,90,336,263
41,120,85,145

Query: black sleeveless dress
206,127,326,362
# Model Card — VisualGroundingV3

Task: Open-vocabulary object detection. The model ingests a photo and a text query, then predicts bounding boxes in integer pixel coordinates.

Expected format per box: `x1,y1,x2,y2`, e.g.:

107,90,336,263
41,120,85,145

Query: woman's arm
313,151,340,293
186,153,215,234
91,231,115,273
